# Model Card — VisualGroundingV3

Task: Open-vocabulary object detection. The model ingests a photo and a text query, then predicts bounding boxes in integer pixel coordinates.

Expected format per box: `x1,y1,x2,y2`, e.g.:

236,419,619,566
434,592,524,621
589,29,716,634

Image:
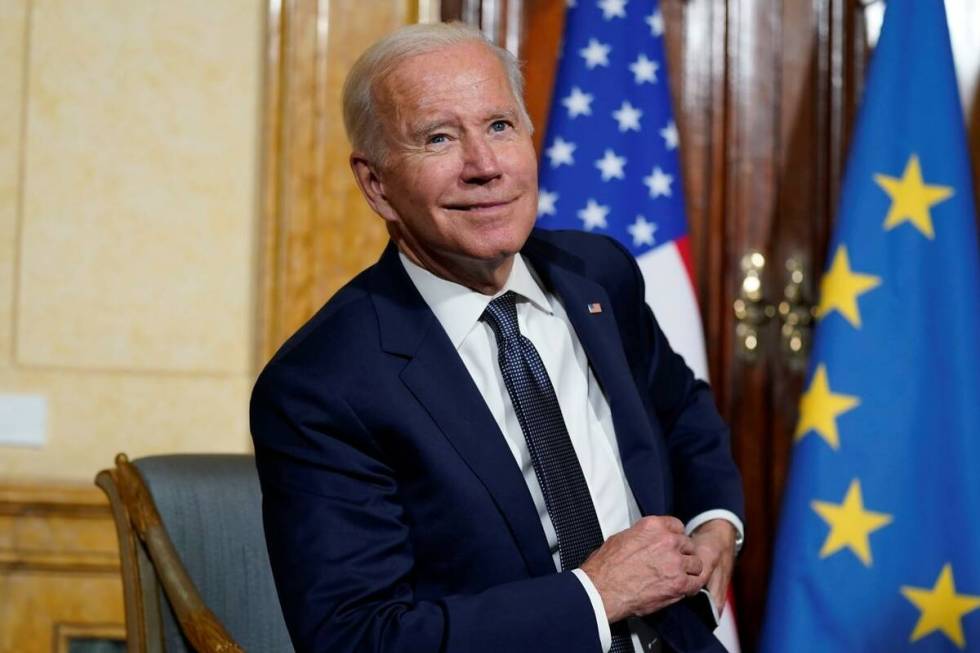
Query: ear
350,153,400,224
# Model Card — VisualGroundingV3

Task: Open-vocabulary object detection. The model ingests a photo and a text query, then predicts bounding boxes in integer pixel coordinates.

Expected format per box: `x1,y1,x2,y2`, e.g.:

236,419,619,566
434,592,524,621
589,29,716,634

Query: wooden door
671,3,868,647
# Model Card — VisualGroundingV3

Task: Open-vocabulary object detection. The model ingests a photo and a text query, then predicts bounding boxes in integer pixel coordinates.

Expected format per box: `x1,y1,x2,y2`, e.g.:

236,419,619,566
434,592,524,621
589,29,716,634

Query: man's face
362,41,538,286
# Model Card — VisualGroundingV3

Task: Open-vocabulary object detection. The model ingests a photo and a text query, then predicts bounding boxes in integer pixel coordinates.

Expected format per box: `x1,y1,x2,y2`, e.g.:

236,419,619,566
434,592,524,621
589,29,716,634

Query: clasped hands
580,516,736,624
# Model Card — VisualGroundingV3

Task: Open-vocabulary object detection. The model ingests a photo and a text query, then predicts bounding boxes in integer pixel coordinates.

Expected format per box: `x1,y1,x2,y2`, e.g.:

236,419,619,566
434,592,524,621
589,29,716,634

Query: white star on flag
537,189,558,217
627,215,658,246
660,120,679,150
579,38,611,69
612,101,643,132
562,87,594,118
577,199,610,231
536,4,741,645
598,0,627,20
595,149,627,181
646,9,664,36
643,166,673,197
629,54,659,85
538,0,723,444
546,137,576,168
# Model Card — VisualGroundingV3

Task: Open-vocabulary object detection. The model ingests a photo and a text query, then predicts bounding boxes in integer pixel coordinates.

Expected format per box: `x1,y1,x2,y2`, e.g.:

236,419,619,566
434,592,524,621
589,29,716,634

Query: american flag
536,1,739,650
537,0,708,382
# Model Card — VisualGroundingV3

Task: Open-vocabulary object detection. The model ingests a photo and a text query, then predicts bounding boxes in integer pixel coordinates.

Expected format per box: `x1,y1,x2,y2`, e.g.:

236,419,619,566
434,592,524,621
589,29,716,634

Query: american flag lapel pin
587,302,603,315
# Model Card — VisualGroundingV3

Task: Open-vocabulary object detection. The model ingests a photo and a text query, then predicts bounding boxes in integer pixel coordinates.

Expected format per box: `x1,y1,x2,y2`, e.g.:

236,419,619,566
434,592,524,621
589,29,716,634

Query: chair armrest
98,453,244,653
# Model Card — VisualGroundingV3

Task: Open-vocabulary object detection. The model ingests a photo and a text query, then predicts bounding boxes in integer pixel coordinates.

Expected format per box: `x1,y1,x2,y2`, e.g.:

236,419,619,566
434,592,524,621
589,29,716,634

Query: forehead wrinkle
391,50,510,104
373,70,430,152
375,42,522,151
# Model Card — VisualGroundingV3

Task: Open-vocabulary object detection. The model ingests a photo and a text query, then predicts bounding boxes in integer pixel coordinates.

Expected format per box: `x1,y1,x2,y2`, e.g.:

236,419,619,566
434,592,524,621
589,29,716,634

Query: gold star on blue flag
761,2,980,651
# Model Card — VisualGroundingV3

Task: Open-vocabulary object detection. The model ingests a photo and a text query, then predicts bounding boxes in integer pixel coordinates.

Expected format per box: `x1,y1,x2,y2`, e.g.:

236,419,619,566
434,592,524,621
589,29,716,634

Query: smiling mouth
445,198,517,212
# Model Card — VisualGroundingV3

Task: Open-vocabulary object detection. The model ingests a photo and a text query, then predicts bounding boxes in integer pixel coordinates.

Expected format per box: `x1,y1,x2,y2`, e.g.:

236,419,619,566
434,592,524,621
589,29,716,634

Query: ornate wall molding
0,483,124,653
257,0,439,365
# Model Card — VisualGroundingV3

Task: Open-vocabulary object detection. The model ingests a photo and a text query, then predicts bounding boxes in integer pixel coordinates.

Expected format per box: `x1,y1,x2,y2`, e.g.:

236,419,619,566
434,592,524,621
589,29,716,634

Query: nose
460,135,502,185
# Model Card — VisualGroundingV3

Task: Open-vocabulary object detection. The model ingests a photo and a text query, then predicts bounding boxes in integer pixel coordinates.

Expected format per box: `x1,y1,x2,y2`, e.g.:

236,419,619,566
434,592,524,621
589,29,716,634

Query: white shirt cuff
685,509,745,553
571,568,612,653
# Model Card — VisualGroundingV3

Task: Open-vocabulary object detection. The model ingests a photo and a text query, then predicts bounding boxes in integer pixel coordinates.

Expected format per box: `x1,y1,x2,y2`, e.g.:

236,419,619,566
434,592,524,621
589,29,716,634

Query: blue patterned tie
482,291,635,653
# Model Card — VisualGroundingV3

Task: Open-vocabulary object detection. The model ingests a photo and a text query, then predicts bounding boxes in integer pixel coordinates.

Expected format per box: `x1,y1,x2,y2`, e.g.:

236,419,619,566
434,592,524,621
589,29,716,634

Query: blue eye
429,134,447,145
490,120,510,132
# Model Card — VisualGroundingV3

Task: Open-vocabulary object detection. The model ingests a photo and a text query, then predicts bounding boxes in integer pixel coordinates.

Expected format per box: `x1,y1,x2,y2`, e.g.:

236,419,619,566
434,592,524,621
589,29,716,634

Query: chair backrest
97,453,293,653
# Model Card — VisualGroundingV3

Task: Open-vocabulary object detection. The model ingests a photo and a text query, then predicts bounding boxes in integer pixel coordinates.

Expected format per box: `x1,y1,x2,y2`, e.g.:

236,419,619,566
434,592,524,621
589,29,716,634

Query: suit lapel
367,234,669,579
369,244,556,578
523,237,667,517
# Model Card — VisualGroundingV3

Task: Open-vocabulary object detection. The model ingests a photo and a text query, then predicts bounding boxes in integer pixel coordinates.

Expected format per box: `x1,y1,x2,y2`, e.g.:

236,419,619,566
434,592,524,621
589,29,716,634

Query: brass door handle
778,256,814,371
733,251,774,362
734,251,814,366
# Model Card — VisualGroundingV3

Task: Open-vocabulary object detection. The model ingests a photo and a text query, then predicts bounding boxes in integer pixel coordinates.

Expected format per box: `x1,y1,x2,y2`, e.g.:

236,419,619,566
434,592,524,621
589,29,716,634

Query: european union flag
760,2,980,651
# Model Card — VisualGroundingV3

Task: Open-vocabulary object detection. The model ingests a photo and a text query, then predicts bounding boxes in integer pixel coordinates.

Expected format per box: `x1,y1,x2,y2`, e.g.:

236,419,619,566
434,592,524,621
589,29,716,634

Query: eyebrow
486,109,520,124
409,108,521,141
410,118,457,142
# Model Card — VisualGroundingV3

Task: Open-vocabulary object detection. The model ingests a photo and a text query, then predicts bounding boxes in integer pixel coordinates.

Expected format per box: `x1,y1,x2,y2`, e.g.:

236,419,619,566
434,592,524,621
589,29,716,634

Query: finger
642,515,684,535
662,516,685,534
697,563,713,587
708,568,729,608
684,574,705,596
691,538,719,566
684,553,704,577
710,584,726,612
678,536,696,555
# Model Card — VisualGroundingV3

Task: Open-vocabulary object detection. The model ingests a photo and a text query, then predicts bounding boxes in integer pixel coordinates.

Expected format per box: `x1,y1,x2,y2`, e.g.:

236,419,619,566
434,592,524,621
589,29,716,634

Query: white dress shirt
400,252,742,653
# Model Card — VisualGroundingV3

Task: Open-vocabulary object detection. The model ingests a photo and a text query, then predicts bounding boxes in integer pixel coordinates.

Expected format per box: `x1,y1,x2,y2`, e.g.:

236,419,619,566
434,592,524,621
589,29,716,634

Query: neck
397,244,515,295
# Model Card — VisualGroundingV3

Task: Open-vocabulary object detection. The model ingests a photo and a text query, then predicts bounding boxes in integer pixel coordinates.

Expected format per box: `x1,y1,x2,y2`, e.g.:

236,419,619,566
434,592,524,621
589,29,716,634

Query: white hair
342,22,531,164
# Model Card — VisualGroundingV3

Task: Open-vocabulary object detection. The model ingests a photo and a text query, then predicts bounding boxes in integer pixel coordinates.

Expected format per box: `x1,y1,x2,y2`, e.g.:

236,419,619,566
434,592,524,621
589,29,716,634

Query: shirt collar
399,252,554,350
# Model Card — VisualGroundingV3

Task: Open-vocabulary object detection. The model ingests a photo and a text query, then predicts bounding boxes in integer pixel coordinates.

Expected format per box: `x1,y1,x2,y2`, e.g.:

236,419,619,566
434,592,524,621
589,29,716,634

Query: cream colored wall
0,0,262,482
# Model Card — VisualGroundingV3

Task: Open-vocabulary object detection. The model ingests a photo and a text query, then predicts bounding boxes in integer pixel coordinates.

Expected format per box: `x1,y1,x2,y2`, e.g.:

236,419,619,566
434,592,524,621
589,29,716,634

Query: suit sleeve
602,237,745,526
250,363,602,653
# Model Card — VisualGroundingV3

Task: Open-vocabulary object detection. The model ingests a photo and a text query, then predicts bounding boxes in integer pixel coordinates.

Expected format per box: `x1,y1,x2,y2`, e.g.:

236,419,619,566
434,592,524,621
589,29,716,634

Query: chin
475,229,531,261
486,213,535,250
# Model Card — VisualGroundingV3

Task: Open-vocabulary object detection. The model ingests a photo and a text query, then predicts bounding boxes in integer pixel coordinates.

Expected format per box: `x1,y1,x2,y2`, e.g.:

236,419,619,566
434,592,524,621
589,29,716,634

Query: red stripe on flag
672,235,695,281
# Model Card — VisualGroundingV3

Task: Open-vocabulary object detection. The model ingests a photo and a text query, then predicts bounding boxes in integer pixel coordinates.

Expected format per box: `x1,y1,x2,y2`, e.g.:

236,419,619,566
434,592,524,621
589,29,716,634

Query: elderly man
251,21,744,653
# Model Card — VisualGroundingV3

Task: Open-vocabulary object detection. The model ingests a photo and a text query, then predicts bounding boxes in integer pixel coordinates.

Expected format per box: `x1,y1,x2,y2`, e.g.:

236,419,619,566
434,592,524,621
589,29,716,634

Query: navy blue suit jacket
250,229,744,653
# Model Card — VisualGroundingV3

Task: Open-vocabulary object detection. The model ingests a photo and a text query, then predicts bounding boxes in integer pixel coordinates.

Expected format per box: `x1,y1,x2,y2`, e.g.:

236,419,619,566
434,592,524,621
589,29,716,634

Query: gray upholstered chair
96,454,294,653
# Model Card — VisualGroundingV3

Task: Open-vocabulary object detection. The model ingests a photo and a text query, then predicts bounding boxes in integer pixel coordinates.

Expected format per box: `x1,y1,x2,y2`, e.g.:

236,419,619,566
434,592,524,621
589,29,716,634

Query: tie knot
482,291,521,343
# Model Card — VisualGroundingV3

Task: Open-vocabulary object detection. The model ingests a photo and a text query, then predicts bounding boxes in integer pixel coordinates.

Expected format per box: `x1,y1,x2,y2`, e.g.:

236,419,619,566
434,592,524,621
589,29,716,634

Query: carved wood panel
257,0,438,363
0,484,125,653
710,2,868,645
